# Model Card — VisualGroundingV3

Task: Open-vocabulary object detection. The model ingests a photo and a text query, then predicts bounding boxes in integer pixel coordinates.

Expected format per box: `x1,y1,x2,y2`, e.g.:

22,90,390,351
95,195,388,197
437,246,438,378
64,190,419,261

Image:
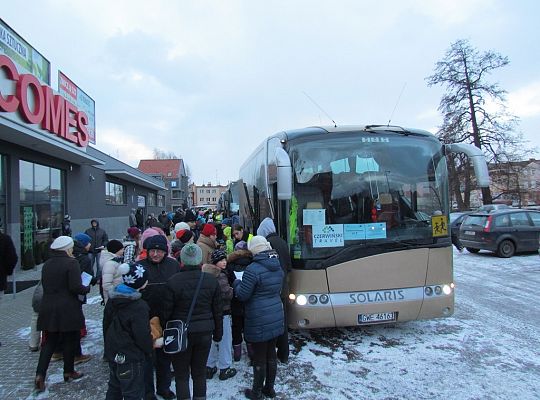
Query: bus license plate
464,230,475,236
358,312,396,324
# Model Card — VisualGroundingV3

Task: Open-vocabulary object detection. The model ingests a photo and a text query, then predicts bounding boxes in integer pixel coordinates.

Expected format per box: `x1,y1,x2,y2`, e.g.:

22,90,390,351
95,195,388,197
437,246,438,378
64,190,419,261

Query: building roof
138,159,184,179
87,147,166,191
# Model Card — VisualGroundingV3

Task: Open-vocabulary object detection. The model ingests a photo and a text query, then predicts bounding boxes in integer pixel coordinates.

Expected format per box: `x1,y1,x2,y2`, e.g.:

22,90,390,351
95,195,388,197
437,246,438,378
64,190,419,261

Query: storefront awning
0,116,104,166
105,170,166,191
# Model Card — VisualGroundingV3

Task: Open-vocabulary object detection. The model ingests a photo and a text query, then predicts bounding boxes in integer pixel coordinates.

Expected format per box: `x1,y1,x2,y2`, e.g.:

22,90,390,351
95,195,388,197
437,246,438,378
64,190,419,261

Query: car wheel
497,239,515,258
466,247,480,253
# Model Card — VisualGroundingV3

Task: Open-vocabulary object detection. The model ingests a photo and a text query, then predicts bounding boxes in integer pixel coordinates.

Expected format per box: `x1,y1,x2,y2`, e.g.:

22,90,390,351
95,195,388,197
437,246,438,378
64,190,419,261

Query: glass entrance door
0,155,5,231
19,160,65,269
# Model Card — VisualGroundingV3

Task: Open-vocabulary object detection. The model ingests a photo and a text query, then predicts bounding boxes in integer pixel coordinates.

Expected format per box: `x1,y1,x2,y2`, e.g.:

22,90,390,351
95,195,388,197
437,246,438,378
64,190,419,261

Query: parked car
450,212,474,248
459,209,540,257
476,204,511,213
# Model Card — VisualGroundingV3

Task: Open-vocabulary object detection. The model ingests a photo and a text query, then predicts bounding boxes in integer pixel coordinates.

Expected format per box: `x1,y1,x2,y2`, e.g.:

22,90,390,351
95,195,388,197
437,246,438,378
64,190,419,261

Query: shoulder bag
163,272,204,354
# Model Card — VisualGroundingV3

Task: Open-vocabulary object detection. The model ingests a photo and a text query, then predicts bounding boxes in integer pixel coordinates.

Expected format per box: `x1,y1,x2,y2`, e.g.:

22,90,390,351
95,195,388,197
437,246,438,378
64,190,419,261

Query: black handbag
163,272,204,354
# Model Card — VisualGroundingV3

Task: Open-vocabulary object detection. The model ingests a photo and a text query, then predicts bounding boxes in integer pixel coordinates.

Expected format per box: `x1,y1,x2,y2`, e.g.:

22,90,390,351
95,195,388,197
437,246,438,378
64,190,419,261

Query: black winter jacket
226,250,252,317
85,221,109,254
0,232,18,291
73,242,94,278
266,233,291,299
103,288,153,363
38,251,90,332
139,256,181,319
162,265,223,342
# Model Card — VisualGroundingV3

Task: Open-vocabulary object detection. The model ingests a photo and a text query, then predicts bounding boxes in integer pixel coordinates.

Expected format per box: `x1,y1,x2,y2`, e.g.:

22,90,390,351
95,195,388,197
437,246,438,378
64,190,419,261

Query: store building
0,19,165,270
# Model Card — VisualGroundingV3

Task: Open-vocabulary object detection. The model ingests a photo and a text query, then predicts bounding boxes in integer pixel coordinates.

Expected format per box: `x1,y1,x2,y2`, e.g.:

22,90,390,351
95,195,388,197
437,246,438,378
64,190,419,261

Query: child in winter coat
101,240,125,304
103,262,153,399
202,249,237,381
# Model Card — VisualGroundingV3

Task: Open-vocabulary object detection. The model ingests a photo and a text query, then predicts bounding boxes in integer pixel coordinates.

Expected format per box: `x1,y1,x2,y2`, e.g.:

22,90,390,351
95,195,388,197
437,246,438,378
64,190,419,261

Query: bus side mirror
275,147,292,200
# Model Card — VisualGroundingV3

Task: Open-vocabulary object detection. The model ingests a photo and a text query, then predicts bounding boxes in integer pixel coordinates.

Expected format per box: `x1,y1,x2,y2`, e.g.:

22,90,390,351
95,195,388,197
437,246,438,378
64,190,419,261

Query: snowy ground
17,248,540,399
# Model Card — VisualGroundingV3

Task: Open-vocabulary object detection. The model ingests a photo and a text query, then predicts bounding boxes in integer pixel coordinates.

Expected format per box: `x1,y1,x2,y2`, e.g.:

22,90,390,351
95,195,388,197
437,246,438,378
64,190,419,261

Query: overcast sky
3,0,539,185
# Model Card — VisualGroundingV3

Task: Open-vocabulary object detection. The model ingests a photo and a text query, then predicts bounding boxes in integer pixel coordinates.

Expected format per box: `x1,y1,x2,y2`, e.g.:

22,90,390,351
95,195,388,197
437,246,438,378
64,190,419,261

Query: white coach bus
227,125,489,329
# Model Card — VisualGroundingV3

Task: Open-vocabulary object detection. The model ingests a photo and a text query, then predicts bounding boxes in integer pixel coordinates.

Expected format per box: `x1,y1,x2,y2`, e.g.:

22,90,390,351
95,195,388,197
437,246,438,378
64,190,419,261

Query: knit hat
174,222,190,233
106,239,124,254
184,209,196,222
175,229,193,244
201,223,217,237
74,233,91,247
211,249,227,264
145,235,168,252
141,228,160,249
234,240,248,251
50,236,74,251
180,243,202,266
127,227,140,239
118,262,149,290
248,235,271,255
222,217,232,227
223,226,231,239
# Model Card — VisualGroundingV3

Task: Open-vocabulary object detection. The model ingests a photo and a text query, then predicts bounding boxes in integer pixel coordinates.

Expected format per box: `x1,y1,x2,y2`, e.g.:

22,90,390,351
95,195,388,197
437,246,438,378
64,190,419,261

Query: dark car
458,209,540,257
450,212,474,249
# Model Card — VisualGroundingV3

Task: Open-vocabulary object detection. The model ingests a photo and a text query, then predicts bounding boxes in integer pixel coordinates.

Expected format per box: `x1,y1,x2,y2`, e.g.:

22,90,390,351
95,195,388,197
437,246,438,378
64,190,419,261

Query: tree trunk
463,54,492,204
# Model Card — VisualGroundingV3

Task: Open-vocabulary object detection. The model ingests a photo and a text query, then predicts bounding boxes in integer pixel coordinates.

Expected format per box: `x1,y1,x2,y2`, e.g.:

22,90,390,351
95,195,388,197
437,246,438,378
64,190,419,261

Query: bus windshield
288,133,449,266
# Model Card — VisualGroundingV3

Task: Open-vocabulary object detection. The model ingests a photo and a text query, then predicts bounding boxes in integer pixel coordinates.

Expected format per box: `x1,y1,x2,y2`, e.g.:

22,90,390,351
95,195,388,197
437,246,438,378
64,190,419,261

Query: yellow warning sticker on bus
431,215,448,237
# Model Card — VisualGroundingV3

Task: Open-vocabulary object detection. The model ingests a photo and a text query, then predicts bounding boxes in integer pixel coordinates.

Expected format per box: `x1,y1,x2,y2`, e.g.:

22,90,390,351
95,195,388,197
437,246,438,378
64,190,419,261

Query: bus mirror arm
445,143,490,188
275,147,293,200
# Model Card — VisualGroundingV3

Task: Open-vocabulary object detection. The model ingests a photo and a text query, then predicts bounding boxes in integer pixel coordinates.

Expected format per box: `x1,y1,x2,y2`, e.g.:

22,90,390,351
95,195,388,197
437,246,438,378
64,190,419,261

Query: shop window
172,190,181,199
18,160,65,269
0,155,5,228
106,181,126,205
148,192,157,206
158,195,165,207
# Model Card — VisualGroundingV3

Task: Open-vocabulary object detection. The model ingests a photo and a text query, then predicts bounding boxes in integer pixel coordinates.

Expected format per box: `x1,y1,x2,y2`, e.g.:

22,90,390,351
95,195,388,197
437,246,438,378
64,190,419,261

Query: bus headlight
289,293,296,301
308,295,318,305
319,294,329,304
296,295,308,306
434,286,442,295
442,284,452,295
425,287,433,296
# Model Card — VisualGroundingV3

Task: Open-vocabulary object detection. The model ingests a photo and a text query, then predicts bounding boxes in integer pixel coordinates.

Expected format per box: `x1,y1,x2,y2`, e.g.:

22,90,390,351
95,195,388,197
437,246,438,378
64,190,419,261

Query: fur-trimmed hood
227,249,253,264
201,263,220,277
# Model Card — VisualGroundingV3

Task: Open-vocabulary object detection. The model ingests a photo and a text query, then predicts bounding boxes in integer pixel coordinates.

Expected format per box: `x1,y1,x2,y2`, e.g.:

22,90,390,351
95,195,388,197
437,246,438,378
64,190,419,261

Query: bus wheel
466,247,480,253
497,240,515,258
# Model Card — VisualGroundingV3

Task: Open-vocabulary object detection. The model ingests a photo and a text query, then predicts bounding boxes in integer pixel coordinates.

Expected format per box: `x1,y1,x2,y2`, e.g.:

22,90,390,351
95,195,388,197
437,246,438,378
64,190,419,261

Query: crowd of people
30,208,291,400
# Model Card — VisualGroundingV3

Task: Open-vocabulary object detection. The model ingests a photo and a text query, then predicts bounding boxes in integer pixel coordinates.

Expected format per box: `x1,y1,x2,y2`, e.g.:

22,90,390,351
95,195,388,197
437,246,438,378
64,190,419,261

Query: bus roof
278,125,436,141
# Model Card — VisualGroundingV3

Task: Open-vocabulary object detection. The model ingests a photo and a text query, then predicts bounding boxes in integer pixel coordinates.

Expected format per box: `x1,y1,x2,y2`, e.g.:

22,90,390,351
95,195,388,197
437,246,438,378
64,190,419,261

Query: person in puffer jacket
100,240,125,304
233,236,284,400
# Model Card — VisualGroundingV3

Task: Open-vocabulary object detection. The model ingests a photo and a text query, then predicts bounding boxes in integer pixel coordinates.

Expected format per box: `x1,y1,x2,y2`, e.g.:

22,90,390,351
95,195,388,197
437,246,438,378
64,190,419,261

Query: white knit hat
50,236,74,251
248,235,271,255
174,222,190,233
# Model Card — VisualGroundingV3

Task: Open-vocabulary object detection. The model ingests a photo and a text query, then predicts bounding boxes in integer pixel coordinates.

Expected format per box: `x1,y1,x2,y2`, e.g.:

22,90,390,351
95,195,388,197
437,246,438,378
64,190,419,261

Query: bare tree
152,148,179,159
426,39,522,206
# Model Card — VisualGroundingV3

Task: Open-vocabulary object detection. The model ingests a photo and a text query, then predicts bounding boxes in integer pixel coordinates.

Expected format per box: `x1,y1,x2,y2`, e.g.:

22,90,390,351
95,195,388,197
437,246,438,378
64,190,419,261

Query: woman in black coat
226,244,253,361
34,236,90,392
162,243,223,400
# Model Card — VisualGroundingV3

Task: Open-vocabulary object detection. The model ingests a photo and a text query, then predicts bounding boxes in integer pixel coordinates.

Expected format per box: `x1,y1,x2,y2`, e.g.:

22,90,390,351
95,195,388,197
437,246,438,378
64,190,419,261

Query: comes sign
0,54,89,147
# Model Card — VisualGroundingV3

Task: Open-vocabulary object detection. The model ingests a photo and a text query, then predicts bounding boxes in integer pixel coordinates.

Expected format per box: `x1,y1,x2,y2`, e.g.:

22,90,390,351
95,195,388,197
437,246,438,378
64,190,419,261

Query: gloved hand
90,277,98,286
213,334,222,343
